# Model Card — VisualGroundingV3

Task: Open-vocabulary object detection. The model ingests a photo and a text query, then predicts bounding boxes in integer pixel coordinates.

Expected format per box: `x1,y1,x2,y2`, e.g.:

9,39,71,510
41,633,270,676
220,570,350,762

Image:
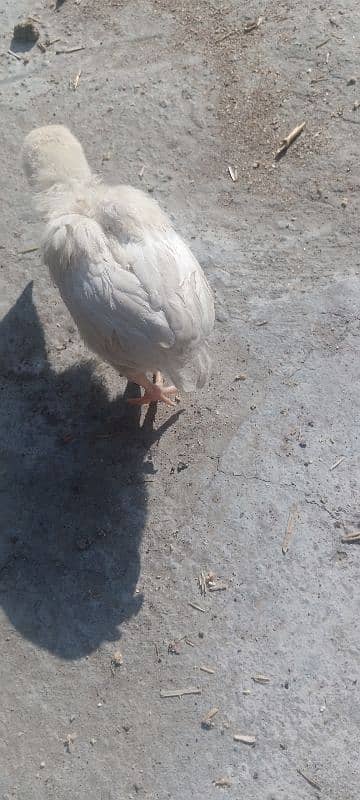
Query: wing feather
42,199,214,388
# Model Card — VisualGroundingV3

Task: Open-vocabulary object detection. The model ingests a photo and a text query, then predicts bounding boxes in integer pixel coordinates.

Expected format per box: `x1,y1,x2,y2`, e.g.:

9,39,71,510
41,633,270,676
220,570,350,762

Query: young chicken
22,125,214,406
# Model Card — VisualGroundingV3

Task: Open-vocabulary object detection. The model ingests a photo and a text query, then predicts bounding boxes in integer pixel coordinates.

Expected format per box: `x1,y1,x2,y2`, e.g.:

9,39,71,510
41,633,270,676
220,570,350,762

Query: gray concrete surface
0,1,359,798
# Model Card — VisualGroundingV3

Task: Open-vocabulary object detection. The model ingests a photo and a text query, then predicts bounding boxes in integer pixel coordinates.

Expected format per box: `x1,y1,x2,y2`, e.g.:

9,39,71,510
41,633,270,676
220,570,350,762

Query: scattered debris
255,320,268,327
233,733,256,745
275,122,306,161
205,571,217,588
64,733,75,753
213,777,232,788
70,69,82,90
38,37,60,52
347,77,357,86
341,531,360,543
199,666,215,674
111,650,123,669
56,45,86,55
297,769,321,792
353,100,360,111
198,571,227,593
243,16,263,33
76,535,92,551
177,461,189,472
201,707,219,729
160,686,201,698
341,197,348,208
228,165,238,182
61,432,76,444
185,638,195,647
282,504,298,554
138,165,145,179
90,737,96,746
234,373,247,381
330,456,345,471
243,688,252,695
13,18,40,43
189,601,205,613
252,674,270,684
168,640,182,655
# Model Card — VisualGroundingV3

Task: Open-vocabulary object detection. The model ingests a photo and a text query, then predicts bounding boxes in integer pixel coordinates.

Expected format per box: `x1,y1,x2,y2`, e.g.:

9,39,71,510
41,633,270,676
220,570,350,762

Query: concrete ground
0,1,359,798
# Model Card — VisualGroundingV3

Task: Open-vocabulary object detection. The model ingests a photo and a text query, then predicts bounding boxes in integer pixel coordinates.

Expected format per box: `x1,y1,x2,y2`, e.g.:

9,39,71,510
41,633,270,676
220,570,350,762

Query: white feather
23,126,215,392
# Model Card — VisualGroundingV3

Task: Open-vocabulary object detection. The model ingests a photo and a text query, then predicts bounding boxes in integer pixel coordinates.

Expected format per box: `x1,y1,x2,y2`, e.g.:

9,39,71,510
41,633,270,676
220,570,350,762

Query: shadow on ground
0,283,178,659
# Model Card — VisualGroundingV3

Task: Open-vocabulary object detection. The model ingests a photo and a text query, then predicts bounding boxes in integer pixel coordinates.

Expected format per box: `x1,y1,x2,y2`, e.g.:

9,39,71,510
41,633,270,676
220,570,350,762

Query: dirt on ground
0,1,359,799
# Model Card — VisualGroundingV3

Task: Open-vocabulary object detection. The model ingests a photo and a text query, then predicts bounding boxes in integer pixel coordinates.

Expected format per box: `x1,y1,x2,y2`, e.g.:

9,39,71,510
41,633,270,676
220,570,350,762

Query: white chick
22,126,214,407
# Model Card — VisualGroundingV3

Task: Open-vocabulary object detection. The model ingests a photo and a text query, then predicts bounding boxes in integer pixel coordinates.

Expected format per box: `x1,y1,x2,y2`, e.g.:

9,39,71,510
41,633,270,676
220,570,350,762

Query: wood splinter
282,504,298,554
275,122,306,161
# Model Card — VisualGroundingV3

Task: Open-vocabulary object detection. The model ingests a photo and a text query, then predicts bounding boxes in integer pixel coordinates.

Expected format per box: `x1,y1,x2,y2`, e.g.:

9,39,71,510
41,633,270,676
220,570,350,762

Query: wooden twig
297,769,321,792
189,601,205,613
198,571,207,596
18,246,38,255
70,68,82,90
275,122,306,160
8,49,22,61
199,666,215,674
160,686,201,698
341,531,360,543
282,504,298,554
213,778,232,788
228,165,238,182
233,733,256,744
316,36,332,48
330,456,345,471
252,673,270,684
56,45,85,55
208,584,227,592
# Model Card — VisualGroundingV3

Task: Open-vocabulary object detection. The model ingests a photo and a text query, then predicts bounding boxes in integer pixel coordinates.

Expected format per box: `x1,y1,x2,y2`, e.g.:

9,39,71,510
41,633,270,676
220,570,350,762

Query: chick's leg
127,371,177,407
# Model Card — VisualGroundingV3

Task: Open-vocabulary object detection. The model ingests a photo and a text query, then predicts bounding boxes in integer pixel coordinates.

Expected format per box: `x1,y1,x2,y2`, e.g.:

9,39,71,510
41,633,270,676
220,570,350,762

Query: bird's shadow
0,283,179,659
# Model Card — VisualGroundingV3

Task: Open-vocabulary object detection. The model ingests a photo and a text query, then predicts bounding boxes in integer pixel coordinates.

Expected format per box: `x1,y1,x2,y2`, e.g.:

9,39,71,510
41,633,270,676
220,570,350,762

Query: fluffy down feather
22,125,215,394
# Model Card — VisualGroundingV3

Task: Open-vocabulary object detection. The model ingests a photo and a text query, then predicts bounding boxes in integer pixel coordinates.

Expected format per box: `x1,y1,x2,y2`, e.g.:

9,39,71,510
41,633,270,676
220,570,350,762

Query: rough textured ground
0,1,359,798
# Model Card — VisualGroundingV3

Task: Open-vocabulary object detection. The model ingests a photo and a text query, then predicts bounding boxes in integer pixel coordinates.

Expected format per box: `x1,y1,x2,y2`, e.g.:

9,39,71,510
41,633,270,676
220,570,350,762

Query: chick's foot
127,371,177,407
